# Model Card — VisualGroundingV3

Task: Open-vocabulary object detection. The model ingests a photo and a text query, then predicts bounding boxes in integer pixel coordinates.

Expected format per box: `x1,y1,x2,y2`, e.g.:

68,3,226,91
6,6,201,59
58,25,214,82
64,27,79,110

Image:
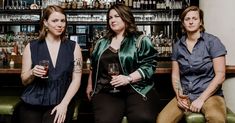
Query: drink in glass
108,63,120,93
39,60,49,78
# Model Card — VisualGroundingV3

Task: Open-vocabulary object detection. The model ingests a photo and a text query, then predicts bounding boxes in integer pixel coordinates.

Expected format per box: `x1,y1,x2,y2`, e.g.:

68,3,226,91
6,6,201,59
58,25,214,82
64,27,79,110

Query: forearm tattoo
73,58,82,73
174,79,182,94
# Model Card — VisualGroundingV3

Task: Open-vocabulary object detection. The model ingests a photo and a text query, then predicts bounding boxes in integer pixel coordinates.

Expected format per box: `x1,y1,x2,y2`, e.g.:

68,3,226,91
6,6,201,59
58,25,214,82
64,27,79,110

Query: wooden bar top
0,64,235,74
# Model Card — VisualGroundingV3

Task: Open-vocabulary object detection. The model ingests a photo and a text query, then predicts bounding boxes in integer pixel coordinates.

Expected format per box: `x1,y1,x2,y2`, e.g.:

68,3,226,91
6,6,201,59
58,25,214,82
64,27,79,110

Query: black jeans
92,85,160,123
15,100,75,123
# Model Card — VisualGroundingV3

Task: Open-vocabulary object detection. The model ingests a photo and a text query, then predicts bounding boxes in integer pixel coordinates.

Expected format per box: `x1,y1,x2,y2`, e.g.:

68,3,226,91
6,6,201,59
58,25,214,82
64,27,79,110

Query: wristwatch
127,76,133,83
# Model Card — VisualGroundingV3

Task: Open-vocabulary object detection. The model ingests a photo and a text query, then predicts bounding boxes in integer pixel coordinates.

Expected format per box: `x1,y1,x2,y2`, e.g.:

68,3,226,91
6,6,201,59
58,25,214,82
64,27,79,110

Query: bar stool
0,96,20,123
0,96,20,115
185,107,235,123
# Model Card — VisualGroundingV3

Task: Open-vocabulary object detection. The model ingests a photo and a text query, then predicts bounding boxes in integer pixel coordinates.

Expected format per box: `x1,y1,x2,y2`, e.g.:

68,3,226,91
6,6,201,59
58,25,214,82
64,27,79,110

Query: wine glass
108,63,120,93
178,83,191,115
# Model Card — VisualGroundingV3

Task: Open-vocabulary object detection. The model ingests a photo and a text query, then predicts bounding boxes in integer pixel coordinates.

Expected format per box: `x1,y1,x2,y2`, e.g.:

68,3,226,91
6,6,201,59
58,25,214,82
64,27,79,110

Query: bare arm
86,70,93,100
51,43,82,123
21,43,35,86
198,56,226,102
189,56,226,112
171,61,182,98
171,61,190,110
128,70,142,83
60,43,82,106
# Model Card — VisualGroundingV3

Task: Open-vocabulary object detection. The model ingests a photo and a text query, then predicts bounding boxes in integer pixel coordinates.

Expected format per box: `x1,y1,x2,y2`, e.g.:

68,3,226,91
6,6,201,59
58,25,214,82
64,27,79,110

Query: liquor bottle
148,0,152,9
144,0,148,9
13,42,19,55
165,0,170,9
125,0,129,7
128,0,133,8
2,48,8,66
140,0,144,9
100,0,105,9
136,0,141,9
9,59,14,68
133,0,137,9
94,0,100,9
152,0,156,9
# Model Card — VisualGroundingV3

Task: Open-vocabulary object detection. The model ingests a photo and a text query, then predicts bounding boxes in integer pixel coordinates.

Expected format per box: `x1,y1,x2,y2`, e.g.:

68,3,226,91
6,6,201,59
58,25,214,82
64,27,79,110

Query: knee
205,113,226,123
156,113,167,123
128,113,156,123
94,116,114,123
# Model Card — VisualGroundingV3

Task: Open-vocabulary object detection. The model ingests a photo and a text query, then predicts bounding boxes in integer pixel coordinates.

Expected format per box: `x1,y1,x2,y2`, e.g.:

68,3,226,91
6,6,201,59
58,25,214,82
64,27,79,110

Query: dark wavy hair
38,5,67,42
105,4,139,39
180,6,205,33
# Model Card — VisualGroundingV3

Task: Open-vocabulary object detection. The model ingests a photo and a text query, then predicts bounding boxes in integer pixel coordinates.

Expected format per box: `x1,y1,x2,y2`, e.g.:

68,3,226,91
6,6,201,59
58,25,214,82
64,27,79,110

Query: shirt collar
179,32,205,45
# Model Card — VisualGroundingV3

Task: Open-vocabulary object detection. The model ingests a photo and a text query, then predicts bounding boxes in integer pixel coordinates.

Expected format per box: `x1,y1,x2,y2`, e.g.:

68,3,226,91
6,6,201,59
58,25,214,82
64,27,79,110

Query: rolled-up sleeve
208,36,227,58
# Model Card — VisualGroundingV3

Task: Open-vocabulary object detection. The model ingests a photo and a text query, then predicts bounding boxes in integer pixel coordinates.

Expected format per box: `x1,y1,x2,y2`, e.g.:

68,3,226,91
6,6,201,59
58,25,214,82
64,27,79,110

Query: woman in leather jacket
86,4,159,123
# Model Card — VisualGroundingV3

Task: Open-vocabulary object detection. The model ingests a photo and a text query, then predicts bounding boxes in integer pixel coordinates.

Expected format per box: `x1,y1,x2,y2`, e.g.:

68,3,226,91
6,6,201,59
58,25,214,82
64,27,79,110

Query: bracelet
127,76,133,83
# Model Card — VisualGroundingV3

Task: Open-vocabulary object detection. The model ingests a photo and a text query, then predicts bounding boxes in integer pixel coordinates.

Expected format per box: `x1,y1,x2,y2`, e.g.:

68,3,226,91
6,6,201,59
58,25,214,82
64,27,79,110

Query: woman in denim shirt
157,6,227,123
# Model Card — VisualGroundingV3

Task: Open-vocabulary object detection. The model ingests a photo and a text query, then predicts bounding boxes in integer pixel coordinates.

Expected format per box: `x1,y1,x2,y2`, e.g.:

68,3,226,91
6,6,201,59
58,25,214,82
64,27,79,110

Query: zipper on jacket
91,46,109,97
118,49,148,101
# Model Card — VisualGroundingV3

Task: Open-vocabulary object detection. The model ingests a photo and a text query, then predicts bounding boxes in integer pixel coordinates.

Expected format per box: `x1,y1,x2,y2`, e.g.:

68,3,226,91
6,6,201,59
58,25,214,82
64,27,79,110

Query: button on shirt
171,32,227,101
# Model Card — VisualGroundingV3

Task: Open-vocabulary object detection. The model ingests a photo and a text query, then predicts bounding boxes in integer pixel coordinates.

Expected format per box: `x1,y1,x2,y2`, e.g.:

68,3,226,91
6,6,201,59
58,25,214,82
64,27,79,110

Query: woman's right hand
86,82,93,101
31,65,47,78
177,94,190,111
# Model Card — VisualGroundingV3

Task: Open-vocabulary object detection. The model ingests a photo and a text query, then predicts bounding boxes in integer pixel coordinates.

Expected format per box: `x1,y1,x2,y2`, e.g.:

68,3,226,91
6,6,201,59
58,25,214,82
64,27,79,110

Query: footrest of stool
185,107,235,123
185,113,205,123
0,96,20,115
121,116,128,123
72,100,81,121
227,108,235,123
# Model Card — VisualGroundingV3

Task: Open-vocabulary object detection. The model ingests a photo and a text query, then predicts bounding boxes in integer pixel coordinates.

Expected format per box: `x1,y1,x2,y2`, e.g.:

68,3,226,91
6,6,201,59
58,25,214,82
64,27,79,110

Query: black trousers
92,86,160,123
15,100,75,123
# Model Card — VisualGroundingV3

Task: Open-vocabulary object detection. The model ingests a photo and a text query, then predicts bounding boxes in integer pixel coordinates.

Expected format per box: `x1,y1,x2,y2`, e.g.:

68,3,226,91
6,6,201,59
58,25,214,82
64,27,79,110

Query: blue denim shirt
171,32,227,101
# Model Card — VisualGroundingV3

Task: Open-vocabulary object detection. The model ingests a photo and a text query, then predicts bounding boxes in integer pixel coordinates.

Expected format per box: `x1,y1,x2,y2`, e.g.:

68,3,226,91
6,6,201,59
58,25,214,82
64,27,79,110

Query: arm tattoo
174,79,182,94
73,58,82,73
211,83,222,94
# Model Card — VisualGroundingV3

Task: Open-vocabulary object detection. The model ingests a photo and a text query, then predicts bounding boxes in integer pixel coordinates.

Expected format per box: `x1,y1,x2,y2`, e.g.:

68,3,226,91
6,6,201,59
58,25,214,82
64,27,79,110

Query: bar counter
1,64,235,74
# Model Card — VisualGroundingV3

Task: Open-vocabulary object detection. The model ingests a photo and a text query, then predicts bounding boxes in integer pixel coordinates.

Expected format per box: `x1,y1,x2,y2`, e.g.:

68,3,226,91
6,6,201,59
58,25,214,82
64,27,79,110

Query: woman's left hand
190,98,204,113
51,103,68,123
110,75,130,87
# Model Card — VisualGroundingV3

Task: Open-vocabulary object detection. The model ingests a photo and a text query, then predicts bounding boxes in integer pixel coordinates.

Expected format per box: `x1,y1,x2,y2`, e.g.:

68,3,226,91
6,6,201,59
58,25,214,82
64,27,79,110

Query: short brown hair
180,6,205,33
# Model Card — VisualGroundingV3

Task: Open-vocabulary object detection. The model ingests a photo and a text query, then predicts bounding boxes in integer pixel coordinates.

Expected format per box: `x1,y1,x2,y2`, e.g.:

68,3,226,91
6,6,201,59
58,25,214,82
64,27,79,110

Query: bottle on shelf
86,58,91,69
9,59,14,68
2,48,8,66
12,42,19,55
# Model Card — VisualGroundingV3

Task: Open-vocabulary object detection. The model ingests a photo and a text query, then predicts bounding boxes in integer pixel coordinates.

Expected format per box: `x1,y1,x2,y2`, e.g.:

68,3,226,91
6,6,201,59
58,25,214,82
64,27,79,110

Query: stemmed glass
177,83,191,115
108,63,120,93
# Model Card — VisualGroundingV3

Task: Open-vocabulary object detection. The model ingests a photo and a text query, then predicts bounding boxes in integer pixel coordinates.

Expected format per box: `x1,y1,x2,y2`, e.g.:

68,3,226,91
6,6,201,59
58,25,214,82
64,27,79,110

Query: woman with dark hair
19,5,82,123
86,4,159,123
157,6,227,123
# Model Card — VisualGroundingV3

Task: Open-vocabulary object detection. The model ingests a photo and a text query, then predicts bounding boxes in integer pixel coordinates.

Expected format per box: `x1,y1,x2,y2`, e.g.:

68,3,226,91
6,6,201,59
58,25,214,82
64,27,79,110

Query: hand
110,75,130,87
86,83,93,101
190,98,204,112
31,65,47,77
51,103,68,123
177,94,190,111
